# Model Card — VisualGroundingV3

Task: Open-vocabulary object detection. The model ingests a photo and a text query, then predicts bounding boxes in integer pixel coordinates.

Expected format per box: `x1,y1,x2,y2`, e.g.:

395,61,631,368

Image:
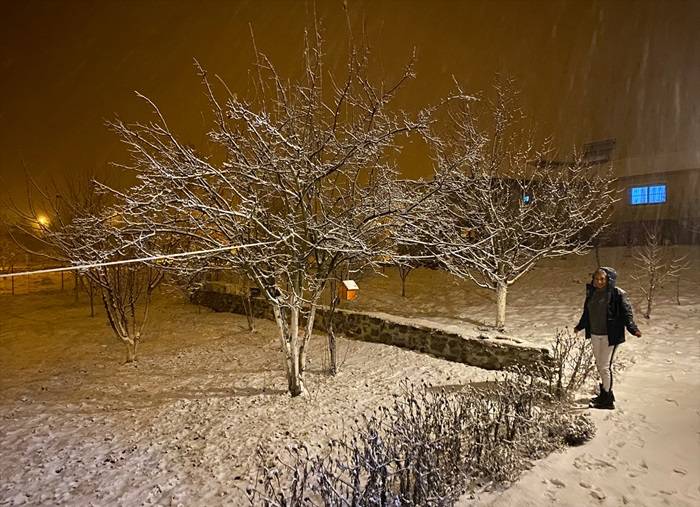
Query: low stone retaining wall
193,282,551,371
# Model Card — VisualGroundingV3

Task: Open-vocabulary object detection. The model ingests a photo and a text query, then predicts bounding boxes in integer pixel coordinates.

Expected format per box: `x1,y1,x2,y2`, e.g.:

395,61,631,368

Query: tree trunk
298,305,317,377
495,281,507,329
271,304,294,389
124,339,137,363
243,294,255,332
327,280,339,375
272,303,307,397
398,265,412,298
73,272,80,303
288,345,306,397
327,315,338,376
288,306,306,396
645,273,656,319
89,281,95,317
645,288,654,319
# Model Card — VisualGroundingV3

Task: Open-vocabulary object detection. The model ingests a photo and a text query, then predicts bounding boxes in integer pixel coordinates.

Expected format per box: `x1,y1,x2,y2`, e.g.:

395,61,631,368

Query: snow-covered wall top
195,282,551,372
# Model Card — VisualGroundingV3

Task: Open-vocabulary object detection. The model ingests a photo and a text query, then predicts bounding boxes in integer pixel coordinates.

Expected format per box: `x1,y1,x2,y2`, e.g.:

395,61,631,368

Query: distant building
533,140,700,246
531,139,700,246
605,150,700,245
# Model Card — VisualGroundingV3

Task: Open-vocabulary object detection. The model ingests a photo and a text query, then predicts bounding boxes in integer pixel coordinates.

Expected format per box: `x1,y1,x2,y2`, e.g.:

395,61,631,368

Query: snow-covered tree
391,179,450,298
66,218,164,362
632,226,689,318
426,81,617,329
107,24,427,396
11,178,163,362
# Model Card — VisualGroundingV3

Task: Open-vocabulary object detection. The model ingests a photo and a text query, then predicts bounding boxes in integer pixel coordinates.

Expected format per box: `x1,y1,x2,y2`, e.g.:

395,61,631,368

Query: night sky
1,0,699,201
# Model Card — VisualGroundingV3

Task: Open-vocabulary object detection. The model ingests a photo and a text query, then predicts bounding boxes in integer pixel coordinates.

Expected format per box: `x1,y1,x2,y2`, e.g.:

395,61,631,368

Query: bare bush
241,374,595,505
545,328,596,401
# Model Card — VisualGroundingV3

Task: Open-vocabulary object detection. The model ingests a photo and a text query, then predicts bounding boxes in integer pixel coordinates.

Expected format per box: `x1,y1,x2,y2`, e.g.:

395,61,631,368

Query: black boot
590,383,604,405
590,389,615,410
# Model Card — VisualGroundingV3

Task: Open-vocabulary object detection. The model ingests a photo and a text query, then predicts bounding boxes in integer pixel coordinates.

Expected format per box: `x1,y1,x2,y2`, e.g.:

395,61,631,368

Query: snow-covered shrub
546,328,596,400
241,374,595,505
557,413,596,447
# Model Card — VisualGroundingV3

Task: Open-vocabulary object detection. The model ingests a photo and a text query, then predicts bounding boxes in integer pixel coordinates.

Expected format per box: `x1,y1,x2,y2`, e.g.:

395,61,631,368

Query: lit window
630,187,647,205
648,185,666,204
630,184,666,205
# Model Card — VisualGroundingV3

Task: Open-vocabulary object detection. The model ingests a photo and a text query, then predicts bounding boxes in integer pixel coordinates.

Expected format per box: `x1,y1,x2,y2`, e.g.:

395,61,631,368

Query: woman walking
574,267,642,409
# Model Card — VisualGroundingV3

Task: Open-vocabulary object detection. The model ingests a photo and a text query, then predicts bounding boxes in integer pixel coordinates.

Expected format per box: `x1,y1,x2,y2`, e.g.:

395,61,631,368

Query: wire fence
0,265,79,296
0,242,275,298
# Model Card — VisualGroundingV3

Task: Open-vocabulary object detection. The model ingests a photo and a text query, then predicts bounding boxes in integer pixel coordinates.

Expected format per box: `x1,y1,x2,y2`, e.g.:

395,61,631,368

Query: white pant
591,334,619,392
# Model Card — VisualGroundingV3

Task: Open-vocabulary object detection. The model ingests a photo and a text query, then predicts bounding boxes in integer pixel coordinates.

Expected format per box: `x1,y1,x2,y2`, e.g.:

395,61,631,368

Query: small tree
217,270,258,332
11,178,163,362
58,173,108,308
673,257,692,306
391,176,470,299
427,81,617,329
632,226,689,318
393,186,438,299
71,218,164,362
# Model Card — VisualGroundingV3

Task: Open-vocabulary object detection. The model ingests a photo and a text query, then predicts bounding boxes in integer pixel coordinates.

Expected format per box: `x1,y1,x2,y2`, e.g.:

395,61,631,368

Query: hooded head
591,266,617,290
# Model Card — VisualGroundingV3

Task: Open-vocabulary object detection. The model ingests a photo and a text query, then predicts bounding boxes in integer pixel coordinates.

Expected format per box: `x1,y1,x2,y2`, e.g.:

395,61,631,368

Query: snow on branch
106,20,429,396
419,79,617,328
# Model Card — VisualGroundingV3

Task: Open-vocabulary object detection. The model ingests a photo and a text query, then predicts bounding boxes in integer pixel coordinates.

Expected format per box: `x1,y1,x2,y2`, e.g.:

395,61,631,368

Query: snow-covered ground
1,247,698,506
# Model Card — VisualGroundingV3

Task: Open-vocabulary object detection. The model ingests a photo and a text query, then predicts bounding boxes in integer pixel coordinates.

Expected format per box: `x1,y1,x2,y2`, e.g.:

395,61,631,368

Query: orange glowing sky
1,0,699,200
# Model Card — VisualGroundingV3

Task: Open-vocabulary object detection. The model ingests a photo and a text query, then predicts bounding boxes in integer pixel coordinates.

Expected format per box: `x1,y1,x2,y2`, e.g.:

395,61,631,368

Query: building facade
602,151,700,245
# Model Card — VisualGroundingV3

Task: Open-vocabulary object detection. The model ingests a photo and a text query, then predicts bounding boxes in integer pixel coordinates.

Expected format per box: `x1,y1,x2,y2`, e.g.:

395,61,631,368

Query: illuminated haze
1,0,698,202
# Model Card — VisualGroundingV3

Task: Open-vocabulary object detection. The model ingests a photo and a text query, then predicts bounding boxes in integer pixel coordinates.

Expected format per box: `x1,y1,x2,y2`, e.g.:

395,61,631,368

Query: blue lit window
648,185,666,203
630,184,667,205
630,187,648,205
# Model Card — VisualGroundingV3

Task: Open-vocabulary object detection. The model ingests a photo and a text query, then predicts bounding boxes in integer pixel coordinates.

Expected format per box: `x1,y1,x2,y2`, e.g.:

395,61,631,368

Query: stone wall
193,281,551,371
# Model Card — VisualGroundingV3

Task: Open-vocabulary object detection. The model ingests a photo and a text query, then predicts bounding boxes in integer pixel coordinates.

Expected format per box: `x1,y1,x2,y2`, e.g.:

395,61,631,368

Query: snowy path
458,306,700,506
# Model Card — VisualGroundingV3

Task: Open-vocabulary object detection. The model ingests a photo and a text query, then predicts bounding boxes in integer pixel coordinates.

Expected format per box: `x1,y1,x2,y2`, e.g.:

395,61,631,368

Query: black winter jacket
574,267,640,346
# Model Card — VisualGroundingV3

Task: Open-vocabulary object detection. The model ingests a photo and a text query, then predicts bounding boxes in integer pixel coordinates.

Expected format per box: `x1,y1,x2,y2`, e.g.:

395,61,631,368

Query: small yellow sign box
339,280,359,301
